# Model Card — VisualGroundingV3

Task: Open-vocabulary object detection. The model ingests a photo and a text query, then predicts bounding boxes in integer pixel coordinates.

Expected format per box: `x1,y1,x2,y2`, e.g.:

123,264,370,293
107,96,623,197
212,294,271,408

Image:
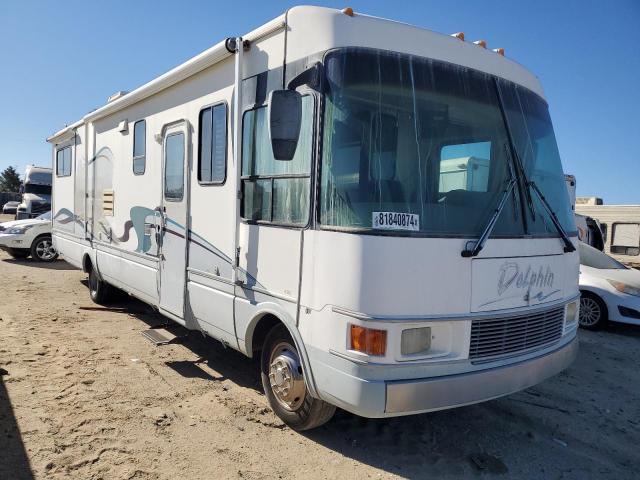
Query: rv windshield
26,172,52,185
319,49,573,237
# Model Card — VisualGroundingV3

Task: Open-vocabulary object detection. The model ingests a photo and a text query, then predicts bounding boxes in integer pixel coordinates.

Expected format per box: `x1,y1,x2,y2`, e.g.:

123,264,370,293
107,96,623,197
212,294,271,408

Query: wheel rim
268,341,306,411
579,297,601,326
35,239,56,260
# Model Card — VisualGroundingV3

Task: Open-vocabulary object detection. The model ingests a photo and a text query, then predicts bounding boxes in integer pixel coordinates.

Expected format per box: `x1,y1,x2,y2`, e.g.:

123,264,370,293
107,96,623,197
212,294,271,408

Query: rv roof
47,6,543,143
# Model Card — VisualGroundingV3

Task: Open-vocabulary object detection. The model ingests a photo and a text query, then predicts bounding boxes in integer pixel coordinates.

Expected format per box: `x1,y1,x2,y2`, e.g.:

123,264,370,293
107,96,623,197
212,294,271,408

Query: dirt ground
1,215,639,479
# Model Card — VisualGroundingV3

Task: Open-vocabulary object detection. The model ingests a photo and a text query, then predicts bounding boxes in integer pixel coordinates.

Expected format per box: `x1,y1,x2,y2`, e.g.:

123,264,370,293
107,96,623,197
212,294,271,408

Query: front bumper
385,337,577,414
310,336,578,418
0,233,27,250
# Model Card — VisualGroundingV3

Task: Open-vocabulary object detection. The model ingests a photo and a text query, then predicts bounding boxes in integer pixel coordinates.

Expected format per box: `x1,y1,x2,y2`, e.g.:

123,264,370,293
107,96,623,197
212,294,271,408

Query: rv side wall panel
74,126,87,238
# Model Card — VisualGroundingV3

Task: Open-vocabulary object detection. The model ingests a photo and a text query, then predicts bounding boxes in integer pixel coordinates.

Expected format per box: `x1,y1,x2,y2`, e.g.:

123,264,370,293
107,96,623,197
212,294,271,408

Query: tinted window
198,103,227,184
164,133,184,200
241,96,313,225
498,80,575,235
56,147,72,177
320,49,518,235
133,120,146,175
28,172,52,184
24,184,52,195
579,242,627,269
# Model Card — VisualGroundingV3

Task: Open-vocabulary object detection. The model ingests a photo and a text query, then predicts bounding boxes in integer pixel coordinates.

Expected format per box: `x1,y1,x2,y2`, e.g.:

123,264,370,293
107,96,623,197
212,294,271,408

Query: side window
198,103,227,184
164,133,185,201
241,95,313,225
133,120,146,175
600,223,608,243
611,223,640,256
439,141,491,193
56,146,72,177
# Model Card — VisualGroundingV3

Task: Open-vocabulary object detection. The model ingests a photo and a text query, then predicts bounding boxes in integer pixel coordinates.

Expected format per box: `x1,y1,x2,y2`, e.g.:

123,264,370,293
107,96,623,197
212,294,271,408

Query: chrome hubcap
36,239,56,260
268,342,305,411
579,297,601,326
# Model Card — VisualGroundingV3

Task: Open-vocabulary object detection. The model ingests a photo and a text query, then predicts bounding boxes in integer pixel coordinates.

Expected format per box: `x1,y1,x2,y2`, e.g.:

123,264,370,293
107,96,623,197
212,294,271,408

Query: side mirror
268,90,302,161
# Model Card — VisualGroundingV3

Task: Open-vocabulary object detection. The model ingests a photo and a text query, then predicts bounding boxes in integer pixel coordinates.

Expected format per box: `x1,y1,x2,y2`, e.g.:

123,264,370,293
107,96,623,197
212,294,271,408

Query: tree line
0,166,22,192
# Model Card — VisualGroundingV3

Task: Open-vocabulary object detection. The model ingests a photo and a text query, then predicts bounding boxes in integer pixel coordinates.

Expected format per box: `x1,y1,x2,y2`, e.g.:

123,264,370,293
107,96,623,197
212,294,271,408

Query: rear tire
579,291,607,330
260,324,335,431
88,266,112,304
30,235,58,262
7,248,30,259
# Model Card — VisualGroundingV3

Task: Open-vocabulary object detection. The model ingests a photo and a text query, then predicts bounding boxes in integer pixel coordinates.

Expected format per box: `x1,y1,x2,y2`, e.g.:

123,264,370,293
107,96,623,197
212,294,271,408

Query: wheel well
82,254,93,273
30,233,51,248
579,289,609,316
251,314,285,354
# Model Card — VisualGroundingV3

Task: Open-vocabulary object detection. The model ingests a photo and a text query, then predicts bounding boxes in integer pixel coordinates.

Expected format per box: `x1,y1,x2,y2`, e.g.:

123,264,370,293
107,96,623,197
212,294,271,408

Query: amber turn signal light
350,325,387,356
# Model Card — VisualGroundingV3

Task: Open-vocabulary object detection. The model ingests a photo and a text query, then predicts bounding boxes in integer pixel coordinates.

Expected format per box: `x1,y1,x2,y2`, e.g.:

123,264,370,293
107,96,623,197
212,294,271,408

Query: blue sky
1,1,638,203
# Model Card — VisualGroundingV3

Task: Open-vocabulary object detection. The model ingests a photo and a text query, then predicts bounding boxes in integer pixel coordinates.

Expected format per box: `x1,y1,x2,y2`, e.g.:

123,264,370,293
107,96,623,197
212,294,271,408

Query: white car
2,201,20,215
579,241,640,329
0,211,58,262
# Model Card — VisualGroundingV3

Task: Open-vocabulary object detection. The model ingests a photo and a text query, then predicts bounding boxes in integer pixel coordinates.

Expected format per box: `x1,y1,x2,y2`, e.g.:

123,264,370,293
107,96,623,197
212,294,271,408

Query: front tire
30,235,58,262
579,291,607,330
261,324,335,431
7,248,30,259
88,267,112,304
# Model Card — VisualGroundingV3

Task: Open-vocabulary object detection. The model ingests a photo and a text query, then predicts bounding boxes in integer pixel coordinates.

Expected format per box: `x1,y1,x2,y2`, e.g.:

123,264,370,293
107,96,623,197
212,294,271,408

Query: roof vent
107,91,129,103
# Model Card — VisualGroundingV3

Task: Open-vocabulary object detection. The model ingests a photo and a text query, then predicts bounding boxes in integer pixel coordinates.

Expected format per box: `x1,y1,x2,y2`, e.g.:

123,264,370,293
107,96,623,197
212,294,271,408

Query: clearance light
493,48,505,56
401,327,432,356
350,325,387,356
451,32,465,41
341,7,354,17
473,40,487,48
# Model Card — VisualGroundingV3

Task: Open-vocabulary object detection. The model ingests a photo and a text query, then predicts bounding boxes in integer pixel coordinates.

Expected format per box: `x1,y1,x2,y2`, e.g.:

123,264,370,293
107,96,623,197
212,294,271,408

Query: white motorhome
47,6,579,430
16,165,52,219
575,203,640,266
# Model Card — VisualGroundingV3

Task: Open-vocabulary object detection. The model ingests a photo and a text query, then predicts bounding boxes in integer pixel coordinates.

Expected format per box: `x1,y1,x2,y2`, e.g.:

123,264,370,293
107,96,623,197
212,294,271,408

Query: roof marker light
493,48,505,56
473,40,487,48
341,7,354,17
451,32,465,41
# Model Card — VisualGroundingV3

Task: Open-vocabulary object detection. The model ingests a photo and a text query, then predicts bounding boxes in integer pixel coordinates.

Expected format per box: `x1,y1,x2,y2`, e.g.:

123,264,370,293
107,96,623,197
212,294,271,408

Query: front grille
469,306,564,361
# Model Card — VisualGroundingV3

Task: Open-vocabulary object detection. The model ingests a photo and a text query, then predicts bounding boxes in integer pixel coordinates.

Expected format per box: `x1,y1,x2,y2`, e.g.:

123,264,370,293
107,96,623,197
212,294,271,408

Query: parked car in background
0,211,57,261
15,165,52,220
578,242,640,329
2,201,20,215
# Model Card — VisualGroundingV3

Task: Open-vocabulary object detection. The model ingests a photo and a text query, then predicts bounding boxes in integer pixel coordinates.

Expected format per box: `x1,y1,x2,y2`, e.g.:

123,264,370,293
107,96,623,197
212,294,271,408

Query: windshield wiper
492,78,575,254
527,178,576,252
461,151,518,258
508,144,576,253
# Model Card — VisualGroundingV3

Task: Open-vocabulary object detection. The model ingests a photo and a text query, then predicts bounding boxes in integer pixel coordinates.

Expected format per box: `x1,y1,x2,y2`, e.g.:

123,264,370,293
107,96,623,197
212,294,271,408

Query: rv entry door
159,121,190,320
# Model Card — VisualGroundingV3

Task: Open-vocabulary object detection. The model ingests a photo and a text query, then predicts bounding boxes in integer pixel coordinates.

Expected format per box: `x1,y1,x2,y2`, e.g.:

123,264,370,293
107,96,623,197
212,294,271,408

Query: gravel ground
0,218,639,479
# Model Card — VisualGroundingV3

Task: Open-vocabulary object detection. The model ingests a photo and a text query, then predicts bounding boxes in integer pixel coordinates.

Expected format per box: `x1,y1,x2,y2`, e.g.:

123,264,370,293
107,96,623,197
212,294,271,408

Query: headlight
564,301,579,327
607,280,640,297
8,225,34,234
401,327,432,355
